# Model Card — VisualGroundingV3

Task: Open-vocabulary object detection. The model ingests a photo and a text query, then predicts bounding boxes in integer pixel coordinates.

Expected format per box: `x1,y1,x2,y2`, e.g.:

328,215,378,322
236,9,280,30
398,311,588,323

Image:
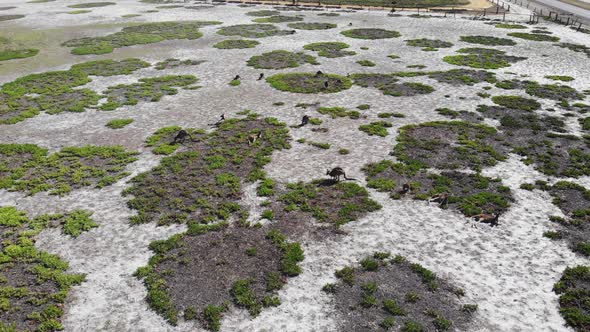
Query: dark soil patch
63,21,221,55
287,22,336,30
247,50,318,69
154,58,206,70
363,161,512,216
341,28,400,39
213,39,259,49
266,72,351,94
0,144,139,196
70,58,150,76
253,15,303,23
217,24,293,38
303,42,356,58
328,253,476,332
99,75,197,111
553,265,590,332
406,38,453,51
460,35,516,46
444,48,526,69
393,121,509,171
0,206,86,331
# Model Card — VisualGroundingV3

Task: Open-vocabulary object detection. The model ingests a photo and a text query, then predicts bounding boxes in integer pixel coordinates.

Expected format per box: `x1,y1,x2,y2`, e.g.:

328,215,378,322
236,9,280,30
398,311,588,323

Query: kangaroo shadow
316,179,338,187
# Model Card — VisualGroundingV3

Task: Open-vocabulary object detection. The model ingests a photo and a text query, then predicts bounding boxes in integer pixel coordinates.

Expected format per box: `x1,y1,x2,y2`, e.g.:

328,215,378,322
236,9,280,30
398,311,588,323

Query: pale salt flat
0,0,589,331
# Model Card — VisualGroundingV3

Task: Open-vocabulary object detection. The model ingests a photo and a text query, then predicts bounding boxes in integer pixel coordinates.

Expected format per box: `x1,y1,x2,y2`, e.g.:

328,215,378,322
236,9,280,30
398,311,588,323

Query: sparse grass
508,32,560,42
444,48,526,69
359,121,393,137
495,23,527,29
266,73,352,94
303,42,356,58
247,50,318,69
213,39,259,49
287,22,336,30
460,35,516,46
341,28,400,39
546,75,574,82
356,60,376,67
218,24,292,38
0,49,39,61
67,2,115,8
491,95,541,111
553,266,590,332
253,15,303,23
317,107,360,119
406,38,453,51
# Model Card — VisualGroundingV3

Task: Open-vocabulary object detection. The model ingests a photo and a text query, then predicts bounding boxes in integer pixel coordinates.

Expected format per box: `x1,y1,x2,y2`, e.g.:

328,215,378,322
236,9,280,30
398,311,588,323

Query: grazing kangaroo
233,75,240,81
258,73,264,80
248,131,262,145
172,130,194,144
326,167,355,182
323,81,329,89
300,115,310,127
429,193,450,207
399,183,411,195
472,213,500,227
315,71,324,77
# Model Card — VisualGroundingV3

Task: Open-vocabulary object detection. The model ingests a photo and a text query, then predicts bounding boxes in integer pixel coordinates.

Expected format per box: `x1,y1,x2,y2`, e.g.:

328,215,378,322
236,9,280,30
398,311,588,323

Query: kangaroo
248,131,262,145
172,130,194,144
210,114,225,127
323,81,329,89
472,213,500,227
258,73,264,80
348,22,353,26
429,193,450,207
315,71,324,77
399,183,411,195
233,75,241,81
326,167,355,182
300,115,310,127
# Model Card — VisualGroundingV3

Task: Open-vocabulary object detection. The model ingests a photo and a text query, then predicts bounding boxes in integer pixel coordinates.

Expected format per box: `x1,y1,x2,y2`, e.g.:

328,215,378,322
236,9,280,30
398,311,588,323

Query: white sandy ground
1,0,590,331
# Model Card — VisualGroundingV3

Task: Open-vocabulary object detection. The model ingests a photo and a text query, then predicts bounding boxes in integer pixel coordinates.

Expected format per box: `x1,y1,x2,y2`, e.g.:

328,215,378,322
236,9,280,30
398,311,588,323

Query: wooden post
578,22,583,31
566,17,570,25
503,11,505,20
483,8,486,16
507,4,510,11
496,5,499,13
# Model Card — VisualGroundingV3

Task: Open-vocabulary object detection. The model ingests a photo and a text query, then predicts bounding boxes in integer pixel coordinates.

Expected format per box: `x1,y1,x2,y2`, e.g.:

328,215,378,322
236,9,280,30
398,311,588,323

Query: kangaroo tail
343,175,356,181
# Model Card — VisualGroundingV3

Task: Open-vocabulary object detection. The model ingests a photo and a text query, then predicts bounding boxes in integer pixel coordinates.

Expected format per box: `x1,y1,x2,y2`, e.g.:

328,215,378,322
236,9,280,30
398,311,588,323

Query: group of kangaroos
169,111,500,228
234,71,345,90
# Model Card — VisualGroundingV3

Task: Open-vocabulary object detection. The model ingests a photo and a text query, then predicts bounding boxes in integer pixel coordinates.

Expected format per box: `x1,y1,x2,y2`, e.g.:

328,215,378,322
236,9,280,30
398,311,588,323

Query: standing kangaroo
172,130,194,144
248,131,262,145
326,167,354,182
258,73,265,80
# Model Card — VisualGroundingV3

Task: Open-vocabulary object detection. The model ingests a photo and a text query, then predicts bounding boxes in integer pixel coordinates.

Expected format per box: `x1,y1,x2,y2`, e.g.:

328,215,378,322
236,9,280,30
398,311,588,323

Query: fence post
566,17,570,25
507,4,510,11
503,11,505,20
483,8,486,16
496,5,499,13
578,22,582,31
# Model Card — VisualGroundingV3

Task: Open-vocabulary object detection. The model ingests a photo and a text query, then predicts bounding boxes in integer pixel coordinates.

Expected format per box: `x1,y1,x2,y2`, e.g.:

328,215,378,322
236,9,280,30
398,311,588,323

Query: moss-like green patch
318,12,340,16
124,116,290,226
266,72,351,94
279,181,381,226
359,121,392,137
68,10,92,14
287,22,336,30
71,58,150,76
63,21,221,55
428,69,497,85
495,23,527,29
350,73,434,97
0,48,38,61
495,79,584,100
67,2,115,8
213,39,259,49
341,28,401,39
154,58,205,70
0,15,25,21
99,75,197,111
303,42,356,58
246,10,280,16
443,48,526,69
106,118,134,129
356,60,375,67
0,144,138,196
393,121,508,171
460,35,516,46
545,75,574,82
217,24,293,38
406,38,453,51
553,265,590,332
329,253,475,331
247,50,318,69
317,107,360,119
122,14,142,18
0,206,86,331
491,95,540,111
508,32,559,42
253,15,303,23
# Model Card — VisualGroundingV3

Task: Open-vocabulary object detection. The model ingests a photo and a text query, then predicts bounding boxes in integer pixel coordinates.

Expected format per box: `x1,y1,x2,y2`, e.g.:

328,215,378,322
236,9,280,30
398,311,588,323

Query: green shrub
106,118,134,129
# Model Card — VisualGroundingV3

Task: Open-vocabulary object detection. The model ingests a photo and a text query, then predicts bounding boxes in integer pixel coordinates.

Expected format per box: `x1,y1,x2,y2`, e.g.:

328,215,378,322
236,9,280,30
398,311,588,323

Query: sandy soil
1,0,589,331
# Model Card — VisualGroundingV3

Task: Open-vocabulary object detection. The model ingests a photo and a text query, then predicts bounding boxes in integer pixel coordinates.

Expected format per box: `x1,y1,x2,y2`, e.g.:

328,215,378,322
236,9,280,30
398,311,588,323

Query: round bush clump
287,22,336,30
507,32,560,42
253,15,303,23
0,48,38,61
554,266,590,332
213,39,259,49
247,50,318,69
218,24,293,38
266,72,352,94
495,23,527,29
443,48,526,69
460,35,516,46
246,10,280,16
303,42,356,58
341,28,400,39
491,95,541,111
406,38,453,51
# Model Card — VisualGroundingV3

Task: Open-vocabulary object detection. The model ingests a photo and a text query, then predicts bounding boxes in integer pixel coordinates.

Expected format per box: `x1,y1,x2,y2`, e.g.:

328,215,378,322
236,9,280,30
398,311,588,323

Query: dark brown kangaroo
233,75,240,81
326,167,355,181
172,130,194,144
399,183,411,195
248,131,262,145
300,115,310,127
472,213,500,227
429,193,450,207
258,73,264,80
